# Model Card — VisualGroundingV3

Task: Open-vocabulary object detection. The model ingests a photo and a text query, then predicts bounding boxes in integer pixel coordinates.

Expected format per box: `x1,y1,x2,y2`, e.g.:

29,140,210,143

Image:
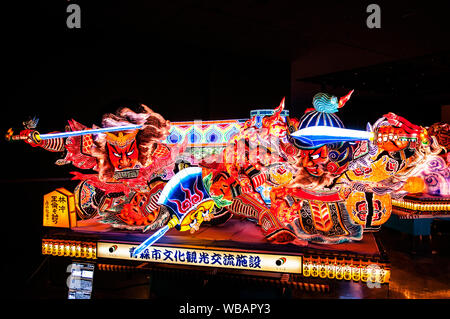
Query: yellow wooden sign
43,188,77,228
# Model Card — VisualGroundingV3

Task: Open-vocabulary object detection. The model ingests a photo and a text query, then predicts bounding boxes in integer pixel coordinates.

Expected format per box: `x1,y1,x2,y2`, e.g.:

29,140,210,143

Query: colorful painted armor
12,93,449,245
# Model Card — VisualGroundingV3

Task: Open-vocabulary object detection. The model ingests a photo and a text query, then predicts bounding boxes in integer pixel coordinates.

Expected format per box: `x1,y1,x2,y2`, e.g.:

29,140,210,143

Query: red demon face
299,145,329,177
106,139,139,170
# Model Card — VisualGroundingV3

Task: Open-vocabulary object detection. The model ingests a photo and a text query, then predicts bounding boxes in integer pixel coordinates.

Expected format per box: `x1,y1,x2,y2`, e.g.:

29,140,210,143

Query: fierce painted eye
113,152,121,157
311,154,320,160
126,149,135,156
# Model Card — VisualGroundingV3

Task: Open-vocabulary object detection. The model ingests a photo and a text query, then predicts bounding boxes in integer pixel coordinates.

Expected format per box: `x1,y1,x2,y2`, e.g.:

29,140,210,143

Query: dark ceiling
5,1,450,61
76,1,450,62
299,52,450,97
2,1,450,125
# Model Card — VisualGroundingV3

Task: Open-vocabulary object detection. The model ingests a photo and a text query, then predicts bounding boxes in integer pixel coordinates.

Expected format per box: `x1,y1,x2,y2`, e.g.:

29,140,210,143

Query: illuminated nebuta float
8,91,449,251
390,122,450,218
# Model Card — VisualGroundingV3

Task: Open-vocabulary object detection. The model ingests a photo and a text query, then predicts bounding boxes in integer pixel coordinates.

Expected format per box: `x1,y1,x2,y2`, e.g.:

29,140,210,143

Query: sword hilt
371,131,419,143
6,129,41,144
372,126,428,145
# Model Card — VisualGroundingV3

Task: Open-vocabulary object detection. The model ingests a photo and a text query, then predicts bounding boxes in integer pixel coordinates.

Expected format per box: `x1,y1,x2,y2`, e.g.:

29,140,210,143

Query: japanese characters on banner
97,242,302,274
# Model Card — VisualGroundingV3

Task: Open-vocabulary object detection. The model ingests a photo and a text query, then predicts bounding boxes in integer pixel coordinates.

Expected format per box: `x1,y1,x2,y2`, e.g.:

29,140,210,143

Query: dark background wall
1,1,449,298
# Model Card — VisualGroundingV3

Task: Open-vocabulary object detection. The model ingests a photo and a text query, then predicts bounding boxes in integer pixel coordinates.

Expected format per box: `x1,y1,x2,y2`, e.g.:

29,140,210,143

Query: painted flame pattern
168,177,204,214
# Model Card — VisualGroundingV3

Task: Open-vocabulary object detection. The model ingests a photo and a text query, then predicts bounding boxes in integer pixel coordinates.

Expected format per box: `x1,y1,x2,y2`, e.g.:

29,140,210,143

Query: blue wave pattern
313,93,339,113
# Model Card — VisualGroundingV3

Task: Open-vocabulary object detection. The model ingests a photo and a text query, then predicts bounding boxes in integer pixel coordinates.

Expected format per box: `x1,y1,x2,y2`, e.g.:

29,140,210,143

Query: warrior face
299,145,329,177
105,131,139,170
91,105,171,182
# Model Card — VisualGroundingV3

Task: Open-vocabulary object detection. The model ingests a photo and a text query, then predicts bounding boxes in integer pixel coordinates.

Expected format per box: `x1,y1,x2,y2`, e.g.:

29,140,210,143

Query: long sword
7,124,143,142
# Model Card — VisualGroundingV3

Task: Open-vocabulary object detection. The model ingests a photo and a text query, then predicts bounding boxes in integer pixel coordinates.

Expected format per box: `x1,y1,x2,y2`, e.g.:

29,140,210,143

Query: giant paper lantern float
6,91,450,247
